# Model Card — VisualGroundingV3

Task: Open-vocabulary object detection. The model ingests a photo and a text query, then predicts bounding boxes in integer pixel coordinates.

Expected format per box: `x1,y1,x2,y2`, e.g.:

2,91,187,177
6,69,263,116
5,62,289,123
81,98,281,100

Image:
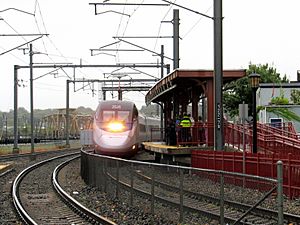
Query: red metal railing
224,122,300,155
176,122,215,147
191,150,300,199
151,121,300,155
260,122,297,137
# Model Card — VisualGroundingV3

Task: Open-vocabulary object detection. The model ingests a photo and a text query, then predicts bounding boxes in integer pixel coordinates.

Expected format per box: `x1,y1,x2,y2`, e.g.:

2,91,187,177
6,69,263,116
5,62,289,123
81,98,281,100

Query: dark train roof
145,69,246,105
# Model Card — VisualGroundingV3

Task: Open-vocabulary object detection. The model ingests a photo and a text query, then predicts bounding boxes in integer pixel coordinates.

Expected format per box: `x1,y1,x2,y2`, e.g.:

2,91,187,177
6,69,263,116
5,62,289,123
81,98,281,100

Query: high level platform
142,142,198,155
0,163,12,174
142,142,200,165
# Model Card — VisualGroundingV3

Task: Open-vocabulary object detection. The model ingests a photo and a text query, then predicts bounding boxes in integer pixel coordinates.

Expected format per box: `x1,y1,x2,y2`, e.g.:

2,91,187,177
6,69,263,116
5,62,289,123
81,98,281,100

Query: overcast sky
1,0,300,112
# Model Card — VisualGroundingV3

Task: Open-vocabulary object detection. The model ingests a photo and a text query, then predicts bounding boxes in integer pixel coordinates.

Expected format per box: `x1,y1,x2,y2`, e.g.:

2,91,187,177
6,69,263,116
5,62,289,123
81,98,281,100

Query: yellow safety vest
180,117,192,127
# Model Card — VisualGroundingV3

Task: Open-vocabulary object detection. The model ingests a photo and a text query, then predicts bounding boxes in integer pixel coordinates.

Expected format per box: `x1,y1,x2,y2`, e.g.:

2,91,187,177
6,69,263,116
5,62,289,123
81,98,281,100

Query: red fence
191,150,300,199
224,122,300,155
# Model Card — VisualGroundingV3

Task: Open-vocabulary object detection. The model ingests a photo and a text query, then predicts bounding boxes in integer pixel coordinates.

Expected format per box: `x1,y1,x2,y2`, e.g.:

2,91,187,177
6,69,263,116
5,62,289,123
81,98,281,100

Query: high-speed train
93,100,161,158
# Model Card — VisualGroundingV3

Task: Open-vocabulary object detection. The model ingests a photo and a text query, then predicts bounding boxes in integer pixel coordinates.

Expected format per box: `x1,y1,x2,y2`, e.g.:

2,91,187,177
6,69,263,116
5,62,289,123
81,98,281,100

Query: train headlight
107,122,125,132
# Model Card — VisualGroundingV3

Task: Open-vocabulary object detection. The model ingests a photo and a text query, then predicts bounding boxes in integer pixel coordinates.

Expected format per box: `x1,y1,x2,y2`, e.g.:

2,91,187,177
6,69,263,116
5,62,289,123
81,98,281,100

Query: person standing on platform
166,118,177,146
175,115,181,142
169,118,177,145
180,113,192,145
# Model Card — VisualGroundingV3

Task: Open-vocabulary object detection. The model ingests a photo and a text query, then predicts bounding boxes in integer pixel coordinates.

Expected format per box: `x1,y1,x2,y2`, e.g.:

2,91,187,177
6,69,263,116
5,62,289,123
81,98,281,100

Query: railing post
116,160,119,199
277,161,283,225
271,153,274,178
179,169,184,222
257,153,260,176
288,153,292,198
130,162,134,206
103,159,107,193
220,173,225,225
151,167,155,215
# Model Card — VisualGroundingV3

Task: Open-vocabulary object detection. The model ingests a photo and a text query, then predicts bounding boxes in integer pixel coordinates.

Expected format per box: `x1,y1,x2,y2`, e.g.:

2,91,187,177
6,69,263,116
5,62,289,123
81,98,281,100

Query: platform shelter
145,69,246,146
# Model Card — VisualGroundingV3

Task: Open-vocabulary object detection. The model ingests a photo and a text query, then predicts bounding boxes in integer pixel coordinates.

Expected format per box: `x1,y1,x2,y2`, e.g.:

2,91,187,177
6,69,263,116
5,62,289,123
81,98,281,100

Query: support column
207,80,214,146
173,9,180,70
66,80,70,148
192,88,199,122
29,44,35,155
160,45,165,132
13,65,19,153
192,89,200,143
213,0,224,150
173,93,179,119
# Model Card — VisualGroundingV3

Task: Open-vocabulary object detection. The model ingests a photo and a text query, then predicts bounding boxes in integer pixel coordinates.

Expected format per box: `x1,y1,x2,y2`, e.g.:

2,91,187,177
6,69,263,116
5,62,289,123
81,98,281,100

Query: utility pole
160,45,165,139
13,65,19,153
65,78,159,147
14,63,168,150
214,0,224,151
66,80,70,148
173,9,180,70
29,44,35,158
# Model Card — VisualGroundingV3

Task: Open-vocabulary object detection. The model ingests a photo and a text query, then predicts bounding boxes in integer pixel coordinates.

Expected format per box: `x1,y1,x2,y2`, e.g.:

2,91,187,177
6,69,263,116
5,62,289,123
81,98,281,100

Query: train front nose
102,134,128,146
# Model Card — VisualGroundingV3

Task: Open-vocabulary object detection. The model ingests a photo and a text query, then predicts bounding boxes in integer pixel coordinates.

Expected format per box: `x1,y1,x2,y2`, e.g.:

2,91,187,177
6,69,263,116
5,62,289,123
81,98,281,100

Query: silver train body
93,100,160,158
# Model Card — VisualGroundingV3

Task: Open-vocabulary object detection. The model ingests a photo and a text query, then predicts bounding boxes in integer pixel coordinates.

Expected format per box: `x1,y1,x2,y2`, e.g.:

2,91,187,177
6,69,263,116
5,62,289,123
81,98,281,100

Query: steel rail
12,152,80,225
52,156,117,225
106,171,243,224
132,168,300,224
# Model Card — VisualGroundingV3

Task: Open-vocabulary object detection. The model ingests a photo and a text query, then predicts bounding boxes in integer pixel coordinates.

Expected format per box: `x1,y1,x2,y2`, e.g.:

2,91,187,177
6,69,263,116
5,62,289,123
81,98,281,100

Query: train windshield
102,110,131,123
98,110,132,132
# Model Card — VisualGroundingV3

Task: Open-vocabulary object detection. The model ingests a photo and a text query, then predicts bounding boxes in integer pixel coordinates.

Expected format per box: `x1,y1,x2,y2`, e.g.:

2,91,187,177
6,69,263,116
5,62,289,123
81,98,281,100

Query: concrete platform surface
142,142,198,155
0,163,12,173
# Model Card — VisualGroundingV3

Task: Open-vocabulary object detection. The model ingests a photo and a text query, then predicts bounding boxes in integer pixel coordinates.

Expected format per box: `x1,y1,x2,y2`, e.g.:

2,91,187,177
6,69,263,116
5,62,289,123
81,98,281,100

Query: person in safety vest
180,113,192,145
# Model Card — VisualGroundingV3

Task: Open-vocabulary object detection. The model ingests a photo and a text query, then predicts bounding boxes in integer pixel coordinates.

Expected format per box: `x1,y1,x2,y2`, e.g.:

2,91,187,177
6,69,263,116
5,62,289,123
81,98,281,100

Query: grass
0,141,81,155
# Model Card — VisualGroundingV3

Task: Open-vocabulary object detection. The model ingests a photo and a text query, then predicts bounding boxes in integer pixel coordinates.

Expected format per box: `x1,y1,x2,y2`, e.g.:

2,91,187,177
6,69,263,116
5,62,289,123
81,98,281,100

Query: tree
223,63,289,118
290,89,300,104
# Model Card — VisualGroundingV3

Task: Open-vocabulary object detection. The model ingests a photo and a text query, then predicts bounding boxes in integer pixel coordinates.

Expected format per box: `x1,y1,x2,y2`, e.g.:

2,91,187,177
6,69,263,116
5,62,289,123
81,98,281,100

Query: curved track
12,152,115,225
106,165,300,225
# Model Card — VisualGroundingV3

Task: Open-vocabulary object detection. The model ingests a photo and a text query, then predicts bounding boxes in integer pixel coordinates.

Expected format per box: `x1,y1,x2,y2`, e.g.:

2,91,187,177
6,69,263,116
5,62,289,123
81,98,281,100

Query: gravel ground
61,159,217,225
2,150,300,225
0,149,79,225
61,157,300,225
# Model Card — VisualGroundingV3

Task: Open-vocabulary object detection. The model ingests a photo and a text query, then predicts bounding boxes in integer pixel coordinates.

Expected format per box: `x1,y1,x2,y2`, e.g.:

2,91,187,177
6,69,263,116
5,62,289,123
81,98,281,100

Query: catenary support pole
160,45,164,140
214,0,224,151
13,65,19,153
29,43,35,156
173,9,179,70
66,80,70,148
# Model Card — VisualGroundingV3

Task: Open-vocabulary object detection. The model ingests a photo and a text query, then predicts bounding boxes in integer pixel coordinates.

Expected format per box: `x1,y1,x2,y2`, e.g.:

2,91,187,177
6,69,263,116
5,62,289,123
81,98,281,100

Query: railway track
105,165,300,225
12,152,116,225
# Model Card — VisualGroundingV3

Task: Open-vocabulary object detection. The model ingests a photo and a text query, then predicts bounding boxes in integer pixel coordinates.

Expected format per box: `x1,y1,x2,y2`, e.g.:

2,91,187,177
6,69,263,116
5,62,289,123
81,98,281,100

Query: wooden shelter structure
145,69,246,146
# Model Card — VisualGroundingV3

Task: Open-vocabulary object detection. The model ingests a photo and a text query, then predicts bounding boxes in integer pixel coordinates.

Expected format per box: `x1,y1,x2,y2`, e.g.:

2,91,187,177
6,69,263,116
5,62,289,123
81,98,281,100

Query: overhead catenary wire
114,0,145,64
153,0,175,51
33,0,48,54
181,5,213,39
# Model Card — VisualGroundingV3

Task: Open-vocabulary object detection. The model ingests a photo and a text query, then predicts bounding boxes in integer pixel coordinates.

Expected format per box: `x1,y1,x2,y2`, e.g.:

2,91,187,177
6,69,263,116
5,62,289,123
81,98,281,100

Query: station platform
142,142,199,155
141,142,200,166
0,163,12,174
